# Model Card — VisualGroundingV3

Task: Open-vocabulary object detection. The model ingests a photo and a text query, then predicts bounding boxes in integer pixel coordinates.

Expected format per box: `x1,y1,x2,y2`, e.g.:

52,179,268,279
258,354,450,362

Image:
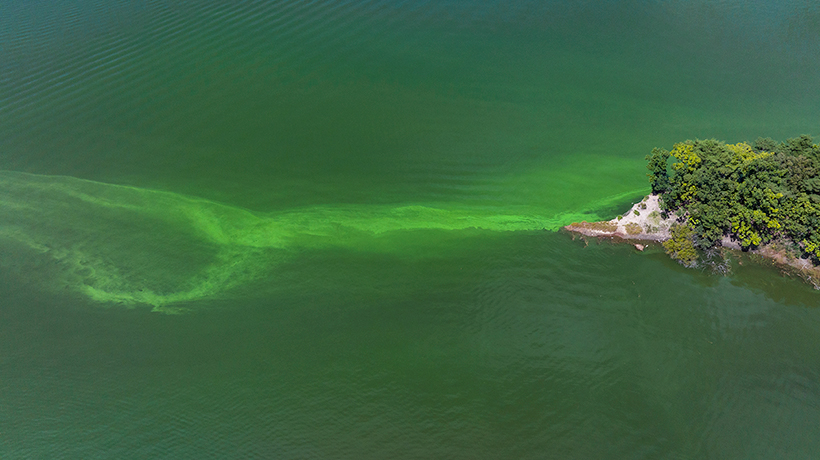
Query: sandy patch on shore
564,194,676,242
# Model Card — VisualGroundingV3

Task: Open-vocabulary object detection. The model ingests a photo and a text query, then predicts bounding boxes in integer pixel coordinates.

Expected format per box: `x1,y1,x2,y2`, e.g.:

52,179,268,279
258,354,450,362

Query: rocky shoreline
564,194,820,288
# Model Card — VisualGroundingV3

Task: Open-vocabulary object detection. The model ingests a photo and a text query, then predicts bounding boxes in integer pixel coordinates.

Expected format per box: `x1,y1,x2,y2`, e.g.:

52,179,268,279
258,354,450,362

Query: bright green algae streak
3,1,820,458
0,170,642,312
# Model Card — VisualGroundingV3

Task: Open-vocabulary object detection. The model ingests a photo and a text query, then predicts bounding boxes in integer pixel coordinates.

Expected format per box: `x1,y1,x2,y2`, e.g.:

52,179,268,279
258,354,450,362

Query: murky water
2,1,820,458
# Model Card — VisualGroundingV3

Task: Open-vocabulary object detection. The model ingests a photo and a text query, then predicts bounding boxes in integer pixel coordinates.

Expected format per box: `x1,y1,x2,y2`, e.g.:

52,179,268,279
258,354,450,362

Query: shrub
625,222,642,235
663,223,699,267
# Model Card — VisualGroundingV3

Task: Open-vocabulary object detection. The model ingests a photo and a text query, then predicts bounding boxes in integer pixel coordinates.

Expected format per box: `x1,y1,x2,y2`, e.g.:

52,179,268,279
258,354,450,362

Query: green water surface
1,0,820,458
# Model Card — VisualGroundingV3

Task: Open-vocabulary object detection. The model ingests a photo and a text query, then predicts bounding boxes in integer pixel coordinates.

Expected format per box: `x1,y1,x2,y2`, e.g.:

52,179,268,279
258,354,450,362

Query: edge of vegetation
647,135,820,268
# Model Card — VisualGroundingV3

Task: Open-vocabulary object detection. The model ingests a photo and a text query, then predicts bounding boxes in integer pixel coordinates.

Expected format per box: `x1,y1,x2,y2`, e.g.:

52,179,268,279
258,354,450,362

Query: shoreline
563,194,675,249
564,194,820,288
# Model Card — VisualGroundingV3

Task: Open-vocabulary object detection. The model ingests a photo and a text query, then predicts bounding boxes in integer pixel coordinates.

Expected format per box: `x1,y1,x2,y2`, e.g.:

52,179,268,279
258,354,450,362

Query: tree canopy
647,135,820,262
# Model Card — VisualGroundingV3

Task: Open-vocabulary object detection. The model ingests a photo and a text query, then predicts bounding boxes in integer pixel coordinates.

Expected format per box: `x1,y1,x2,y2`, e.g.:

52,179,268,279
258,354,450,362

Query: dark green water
2,0,820,457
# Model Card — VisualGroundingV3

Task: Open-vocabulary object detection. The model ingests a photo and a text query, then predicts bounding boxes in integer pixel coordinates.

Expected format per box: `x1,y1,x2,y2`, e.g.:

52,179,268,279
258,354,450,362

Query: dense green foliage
662,223,698,267
646,147,670,194
647,135,820,262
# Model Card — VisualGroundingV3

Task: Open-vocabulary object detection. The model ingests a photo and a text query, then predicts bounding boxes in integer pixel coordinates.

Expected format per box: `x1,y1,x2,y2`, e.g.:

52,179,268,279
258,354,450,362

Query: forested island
566,135,820,286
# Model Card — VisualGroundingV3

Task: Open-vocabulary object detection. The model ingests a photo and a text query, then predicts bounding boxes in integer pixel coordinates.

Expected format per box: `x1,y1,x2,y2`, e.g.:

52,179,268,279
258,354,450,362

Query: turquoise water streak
2,0,820,458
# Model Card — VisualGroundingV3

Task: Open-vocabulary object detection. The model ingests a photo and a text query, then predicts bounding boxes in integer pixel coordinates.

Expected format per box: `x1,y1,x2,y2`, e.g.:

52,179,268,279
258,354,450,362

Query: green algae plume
0,171,636,312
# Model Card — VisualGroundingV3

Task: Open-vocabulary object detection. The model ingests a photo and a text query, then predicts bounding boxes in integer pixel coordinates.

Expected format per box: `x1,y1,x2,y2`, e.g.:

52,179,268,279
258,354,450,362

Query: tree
663,223,698,267
645,147,670,194
650,135,820,264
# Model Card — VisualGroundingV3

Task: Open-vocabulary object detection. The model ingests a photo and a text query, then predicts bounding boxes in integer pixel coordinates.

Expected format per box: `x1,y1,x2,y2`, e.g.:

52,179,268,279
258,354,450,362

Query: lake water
2,0,820,458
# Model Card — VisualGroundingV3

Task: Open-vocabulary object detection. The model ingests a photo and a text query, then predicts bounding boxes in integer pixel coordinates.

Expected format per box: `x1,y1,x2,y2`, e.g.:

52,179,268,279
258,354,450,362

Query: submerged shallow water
2,0,820,458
